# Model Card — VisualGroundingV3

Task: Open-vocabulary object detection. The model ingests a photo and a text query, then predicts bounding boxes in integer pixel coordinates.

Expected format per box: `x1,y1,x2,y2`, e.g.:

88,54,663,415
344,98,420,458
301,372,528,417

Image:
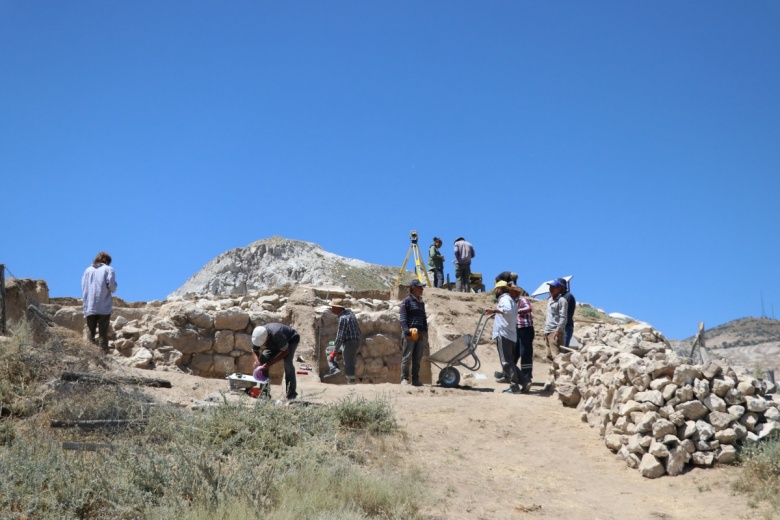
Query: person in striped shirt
328,298,362,385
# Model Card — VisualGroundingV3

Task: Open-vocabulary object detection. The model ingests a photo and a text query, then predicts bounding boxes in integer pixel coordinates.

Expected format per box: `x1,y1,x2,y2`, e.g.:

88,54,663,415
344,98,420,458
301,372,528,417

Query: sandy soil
115,341,765,520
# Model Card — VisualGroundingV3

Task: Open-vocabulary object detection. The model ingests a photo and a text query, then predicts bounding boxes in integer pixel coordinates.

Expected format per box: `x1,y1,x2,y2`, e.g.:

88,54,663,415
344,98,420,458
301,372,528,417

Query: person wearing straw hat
486,280,526,394
327,298,362,385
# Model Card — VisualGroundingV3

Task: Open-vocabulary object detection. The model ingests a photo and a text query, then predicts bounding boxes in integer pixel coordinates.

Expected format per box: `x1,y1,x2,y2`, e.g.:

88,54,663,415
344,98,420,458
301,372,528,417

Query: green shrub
332,395,398,434
733,437,780,512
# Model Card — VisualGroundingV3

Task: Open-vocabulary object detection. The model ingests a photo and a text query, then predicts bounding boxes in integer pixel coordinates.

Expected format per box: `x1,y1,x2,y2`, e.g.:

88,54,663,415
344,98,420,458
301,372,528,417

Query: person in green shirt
428,237,444,288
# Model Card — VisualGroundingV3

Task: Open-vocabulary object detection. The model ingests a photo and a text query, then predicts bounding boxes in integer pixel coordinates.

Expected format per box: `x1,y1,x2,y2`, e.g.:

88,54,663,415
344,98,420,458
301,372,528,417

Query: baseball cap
410,279,426,288
548,279,564,288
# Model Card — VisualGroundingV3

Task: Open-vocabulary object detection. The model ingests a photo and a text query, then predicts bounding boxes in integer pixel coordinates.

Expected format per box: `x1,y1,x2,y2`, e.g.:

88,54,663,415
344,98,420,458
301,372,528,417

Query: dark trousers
564,322,574,347
401,332,428,383
86,314,111,350
260,338,299,399
342,339,360,378
517,326,535,381
496,336,526,389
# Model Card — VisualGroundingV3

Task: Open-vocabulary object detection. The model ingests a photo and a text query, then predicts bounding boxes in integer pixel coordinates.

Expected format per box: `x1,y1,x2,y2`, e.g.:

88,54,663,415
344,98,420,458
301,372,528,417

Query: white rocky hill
169,236,409,298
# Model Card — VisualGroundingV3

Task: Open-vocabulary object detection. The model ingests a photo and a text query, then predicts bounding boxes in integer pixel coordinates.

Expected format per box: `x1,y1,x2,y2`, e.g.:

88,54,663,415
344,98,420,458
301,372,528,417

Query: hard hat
251,326,268,346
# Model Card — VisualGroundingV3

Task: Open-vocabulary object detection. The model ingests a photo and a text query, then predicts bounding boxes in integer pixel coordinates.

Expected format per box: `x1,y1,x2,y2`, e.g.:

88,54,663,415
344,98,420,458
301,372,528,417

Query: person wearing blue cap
543,279,568,360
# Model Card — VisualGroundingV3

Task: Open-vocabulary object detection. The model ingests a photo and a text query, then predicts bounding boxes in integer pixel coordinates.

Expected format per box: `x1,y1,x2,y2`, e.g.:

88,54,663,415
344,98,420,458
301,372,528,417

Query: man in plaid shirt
328,298,362,385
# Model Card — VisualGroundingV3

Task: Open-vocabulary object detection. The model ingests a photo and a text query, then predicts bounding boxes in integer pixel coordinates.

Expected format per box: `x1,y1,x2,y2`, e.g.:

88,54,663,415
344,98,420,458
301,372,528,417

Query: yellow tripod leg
394,246,414,288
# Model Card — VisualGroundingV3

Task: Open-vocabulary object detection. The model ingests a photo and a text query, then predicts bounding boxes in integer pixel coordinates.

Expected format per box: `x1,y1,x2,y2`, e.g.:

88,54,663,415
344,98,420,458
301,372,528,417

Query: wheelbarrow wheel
438,367,461,388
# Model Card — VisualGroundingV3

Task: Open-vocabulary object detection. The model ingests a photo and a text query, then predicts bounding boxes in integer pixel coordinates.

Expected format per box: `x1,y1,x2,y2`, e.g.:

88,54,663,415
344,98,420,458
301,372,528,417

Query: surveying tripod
394,230,432,288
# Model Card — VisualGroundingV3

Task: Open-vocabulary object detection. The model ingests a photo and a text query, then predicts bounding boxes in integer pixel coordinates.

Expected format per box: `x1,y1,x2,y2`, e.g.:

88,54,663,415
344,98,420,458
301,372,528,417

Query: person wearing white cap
328,298,361,385
251,323,301,400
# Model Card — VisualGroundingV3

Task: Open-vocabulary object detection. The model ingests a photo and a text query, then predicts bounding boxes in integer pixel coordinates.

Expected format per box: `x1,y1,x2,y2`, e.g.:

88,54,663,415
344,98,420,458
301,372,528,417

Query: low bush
733,437,780,513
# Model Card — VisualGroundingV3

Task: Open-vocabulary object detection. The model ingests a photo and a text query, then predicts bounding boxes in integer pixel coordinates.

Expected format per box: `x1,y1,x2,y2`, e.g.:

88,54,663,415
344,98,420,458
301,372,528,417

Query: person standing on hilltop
557,277,577,348
251,323,301,400
428,237,445,288
327,298,362,385
82,252,117,352
495,271,518,285
543,279,568,360
453,237,475,292
399,279,428,386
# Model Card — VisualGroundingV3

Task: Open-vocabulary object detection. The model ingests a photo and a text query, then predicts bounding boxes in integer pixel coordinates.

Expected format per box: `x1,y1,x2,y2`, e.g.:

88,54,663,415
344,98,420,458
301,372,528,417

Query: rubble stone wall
554,322,779,478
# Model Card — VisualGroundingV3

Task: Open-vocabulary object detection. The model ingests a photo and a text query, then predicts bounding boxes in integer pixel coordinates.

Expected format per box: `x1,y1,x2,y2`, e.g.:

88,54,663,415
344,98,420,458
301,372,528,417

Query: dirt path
118,349,764,520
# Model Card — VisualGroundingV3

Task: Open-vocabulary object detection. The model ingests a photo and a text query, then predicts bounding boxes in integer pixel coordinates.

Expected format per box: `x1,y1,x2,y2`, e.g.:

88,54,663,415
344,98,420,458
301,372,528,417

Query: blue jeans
430,269,444,288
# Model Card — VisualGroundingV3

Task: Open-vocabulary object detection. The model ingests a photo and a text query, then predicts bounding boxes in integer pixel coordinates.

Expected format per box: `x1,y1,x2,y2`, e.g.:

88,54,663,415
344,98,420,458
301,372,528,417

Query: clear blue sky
2,2,779,340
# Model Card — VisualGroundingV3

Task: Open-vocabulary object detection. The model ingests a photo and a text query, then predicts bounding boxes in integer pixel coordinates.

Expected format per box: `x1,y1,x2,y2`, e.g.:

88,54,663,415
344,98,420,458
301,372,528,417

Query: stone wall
37,287,429,384
315,298,431,385
553,322,779,478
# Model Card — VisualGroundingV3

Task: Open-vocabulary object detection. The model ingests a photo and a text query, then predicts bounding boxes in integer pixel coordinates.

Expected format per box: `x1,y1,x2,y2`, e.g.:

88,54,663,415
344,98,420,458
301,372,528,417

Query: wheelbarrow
428,310,492,388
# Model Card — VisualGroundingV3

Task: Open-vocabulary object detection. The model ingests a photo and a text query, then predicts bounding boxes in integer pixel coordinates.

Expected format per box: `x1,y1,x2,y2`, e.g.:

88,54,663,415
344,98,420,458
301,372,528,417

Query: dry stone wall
553,322,779,478
40,288,422,384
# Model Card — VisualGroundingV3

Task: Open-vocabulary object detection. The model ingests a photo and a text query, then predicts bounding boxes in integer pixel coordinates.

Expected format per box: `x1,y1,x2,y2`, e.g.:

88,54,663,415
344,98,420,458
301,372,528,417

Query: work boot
400,379,409,386
412,381,423,387
495,376,508,384
346,376,356,385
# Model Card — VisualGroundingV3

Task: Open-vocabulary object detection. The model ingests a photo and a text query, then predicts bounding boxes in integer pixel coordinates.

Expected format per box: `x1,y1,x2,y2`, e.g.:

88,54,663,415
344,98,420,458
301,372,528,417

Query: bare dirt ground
117,343,765,520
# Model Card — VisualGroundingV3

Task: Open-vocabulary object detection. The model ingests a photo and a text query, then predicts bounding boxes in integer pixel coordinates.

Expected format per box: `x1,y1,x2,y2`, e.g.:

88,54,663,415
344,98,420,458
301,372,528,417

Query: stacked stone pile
553,323,779,478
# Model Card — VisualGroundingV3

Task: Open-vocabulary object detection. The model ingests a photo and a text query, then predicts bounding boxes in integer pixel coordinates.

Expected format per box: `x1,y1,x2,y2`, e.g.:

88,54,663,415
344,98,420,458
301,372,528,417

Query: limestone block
627,434,645,455
681,439,695,454
725,404,745,419
113,338,133,352
676,385,694,402
153,347,183,367
693,378,710,400
739,411,759,432
673,365,702,386
620,400,642,416
639,454,665,478
692,451,715,466
186,307,214,329
137,334,158,351
662,384,678,403
679,421,698,439
213,354,235,376
745,395,768,414
714,428,737,444
557,383,582,407
363,334,400,358
215,308,250,331
605,434,624,451
632,374,652,392
120,326,143,340
236,354,254,374
724,389,746,406
712,376,735,398
635,390,664,407
661,434,681,446
675,400,709,421
708,411,737,431
190,354,213,375
756,421,780,440
701,361,723,380
214,330,235,354
716,445,737,464
616,386,638,404
669,411,686,427
625,453,641,469
652,419,676,439
733,423,748,440
635,412,661,434
650,376,671,391
234,333,253,353
765,406,780,422
649,440,669,458
702,394,726,413
737,381,756,396
113,316,128,330
157,328,213,355
665,446,688,476
695,420,716,441
116,347,153,369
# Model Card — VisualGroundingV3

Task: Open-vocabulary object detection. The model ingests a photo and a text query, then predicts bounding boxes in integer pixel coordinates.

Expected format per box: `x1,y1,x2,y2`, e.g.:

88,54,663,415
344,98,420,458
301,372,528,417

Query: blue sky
2,2,779,340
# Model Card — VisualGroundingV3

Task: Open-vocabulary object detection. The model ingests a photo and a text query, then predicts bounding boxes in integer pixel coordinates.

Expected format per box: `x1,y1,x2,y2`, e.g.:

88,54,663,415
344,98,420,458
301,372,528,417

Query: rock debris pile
553,323,779,478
